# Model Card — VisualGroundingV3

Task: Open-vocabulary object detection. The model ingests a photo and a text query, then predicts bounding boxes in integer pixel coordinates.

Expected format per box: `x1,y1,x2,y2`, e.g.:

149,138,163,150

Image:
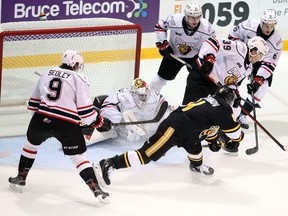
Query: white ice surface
1,53,288,216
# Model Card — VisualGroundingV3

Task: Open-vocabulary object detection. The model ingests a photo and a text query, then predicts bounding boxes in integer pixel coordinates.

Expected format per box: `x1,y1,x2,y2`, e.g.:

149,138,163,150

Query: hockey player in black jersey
94,85,244,187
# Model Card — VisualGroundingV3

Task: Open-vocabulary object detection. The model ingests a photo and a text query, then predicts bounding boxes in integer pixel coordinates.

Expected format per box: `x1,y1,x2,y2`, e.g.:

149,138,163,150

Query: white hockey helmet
131,78,150,102
184,1,202,19
61,50,84,72
261,9,277,26
247,36,269,61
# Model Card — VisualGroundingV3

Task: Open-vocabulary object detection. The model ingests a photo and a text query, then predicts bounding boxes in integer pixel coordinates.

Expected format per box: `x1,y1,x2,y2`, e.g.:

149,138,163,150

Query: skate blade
223,151,238,156
9,184,24,193
93,163,106,188
96,195,110,204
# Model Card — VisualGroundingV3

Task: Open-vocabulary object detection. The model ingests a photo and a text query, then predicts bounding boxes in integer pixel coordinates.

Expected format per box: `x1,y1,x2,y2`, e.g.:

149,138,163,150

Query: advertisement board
174,0,288,39
0,0,160,33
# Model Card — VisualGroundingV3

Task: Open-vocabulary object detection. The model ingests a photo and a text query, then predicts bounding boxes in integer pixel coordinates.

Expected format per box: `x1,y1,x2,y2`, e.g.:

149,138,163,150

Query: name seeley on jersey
48,70,71,79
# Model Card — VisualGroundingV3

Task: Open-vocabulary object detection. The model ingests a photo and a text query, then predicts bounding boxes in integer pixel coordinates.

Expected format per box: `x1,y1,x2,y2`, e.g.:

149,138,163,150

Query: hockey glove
92,116,112,132
156,40,174,59
205,133,221,152
233,89,241,108
208,139,222,152
247,76,265,94
199,54,216,76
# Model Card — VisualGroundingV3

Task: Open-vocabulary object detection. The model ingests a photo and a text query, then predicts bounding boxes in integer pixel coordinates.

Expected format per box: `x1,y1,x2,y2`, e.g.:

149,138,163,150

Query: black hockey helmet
215,85,236,105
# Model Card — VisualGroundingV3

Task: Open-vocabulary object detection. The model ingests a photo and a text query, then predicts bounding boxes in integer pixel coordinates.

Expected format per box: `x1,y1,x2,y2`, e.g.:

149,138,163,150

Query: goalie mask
131,78,150,104
61,50,84,72
215,85,236,106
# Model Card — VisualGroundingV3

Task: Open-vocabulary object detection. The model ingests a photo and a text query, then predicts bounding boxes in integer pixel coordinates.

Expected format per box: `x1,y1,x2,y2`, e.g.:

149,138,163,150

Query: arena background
1,0,287,60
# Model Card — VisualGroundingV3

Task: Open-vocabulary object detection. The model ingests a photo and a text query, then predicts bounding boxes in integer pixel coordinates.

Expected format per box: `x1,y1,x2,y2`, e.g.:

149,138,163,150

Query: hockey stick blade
112,101,168,126
246,146,258,155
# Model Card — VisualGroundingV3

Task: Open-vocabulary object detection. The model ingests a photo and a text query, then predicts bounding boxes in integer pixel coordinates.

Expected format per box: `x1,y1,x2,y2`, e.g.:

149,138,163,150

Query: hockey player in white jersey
228,9,283,129
182,36,268,153
150,1,215,92
183,36,269,104
8,50,111,203
86,78,168,146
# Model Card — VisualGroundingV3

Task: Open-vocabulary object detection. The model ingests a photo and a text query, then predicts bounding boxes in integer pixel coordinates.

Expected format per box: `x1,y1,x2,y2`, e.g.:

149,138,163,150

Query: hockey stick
171,53,286,151
110,100,168,126
170,53,192,69
81,101,168,128
210,74,286,151
239,103,286,151
245,92,259,155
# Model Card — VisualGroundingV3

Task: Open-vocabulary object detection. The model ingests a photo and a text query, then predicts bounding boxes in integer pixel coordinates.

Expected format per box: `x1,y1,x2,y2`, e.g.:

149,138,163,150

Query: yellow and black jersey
164,95,241,144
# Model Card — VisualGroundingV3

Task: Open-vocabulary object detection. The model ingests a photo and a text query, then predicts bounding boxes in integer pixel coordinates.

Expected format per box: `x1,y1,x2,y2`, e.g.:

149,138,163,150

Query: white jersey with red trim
228,19,283,79
27,67,98,125
100,87,167,135
155,13,216,58
198,37,252,88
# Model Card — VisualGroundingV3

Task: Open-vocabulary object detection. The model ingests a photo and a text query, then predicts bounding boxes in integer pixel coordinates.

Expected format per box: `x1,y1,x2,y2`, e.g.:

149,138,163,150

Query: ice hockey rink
1,52,288,216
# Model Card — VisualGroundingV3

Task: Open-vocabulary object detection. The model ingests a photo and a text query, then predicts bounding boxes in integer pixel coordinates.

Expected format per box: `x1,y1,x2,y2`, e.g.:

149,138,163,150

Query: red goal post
0,18,142,113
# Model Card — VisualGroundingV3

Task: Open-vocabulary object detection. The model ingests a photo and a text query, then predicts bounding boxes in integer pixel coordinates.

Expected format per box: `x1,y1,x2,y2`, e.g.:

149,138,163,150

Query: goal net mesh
0,18,142,113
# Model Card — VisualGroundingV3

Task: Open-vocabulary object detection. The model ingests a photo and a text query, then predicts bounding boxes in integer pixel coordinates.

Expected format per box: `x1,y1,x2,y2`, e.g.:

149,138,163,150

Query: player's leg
95,121,177,185
8,113,48,193
185,142,214,175
150,58,183,92
57,120,109,203
182,71,215,105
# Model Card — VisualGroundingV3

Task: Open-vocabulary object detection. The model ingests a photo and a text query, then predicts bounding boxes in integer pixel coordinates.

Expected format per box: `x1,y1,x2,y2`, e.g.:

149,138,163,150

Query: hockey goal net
0,18,142,113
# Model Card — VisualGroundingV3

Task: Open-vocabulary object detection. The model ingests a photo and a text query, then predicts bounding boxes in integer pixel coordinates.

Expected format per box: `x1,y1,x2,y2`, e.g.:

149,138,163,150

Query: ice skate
237,114,249,129
8,171,28,193
222,140,239,156
93,159,114,186
86,179,110,204
189,164,214,176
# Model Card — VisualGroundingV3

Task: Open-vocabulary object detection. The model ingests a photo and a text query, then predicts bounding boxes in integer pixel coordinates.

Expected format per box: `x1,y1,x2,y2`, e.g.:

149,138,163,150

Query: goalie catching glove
91,115,112,132
156,40,174,59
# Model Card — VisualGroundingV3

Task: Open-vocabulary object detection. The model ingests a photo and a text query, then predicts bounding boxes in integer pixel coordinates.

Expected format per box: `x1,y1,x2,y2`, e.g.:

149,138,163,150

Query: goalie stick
82,101,168,129
171,54,287,152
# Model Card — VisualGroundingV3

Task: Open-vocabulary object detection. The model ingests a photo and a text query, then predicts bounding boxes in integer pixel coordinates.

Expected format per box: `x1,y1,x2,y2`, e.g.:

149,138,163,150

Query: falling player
94,85,244,187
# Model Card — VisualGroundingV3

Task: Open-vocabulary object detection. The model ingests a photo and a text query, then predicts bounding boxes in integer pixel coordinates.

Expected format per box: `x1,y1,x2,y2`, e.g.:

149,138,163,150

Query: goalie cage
0,18,142,114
